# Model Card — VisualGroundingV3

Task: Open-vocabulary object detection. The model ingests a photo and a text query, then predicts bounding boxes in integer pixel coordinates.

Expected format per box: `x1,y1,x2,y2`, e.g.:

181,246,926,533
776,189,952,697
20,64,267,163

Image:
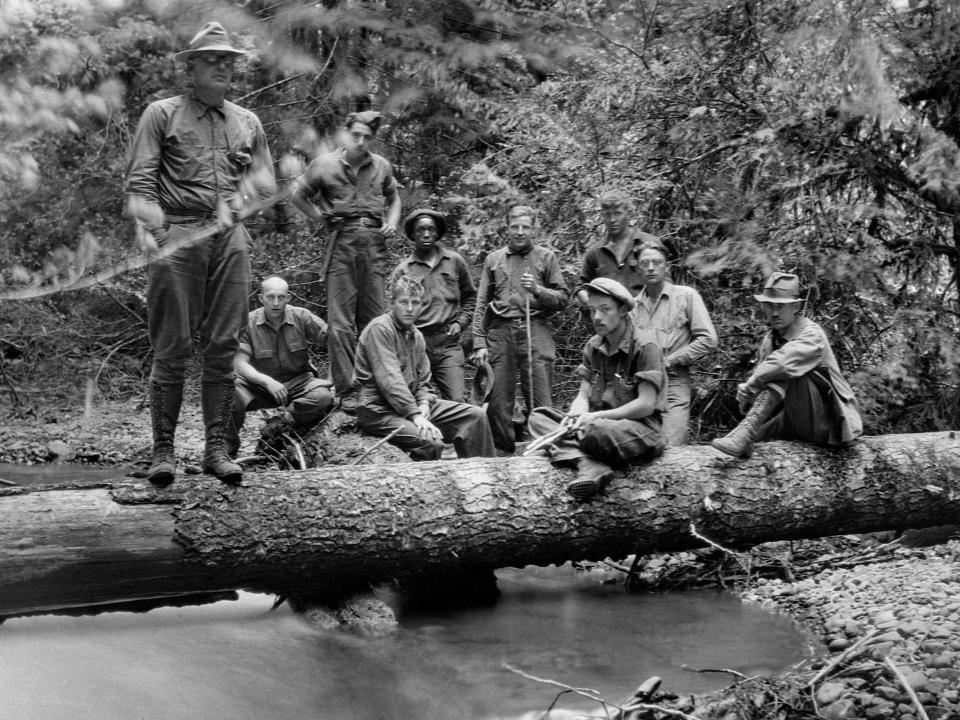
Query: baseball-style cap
754,272,802,303
174,22,246,62
580,277,636,310
403,209,448,240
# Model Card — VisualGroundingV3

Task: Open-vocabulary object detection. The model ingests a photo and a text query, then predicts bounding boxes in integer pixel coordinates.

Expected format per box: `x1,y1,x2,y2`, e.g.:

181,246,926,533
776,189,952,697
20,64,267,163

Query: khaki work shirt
577,324,668,413
296,148,398,220
579,227,661,297
631,282,718,371
389,247,477,331
354,313,433,418
238,306,327,384
751,317,863,443
124,93,274,214
472,244,569,350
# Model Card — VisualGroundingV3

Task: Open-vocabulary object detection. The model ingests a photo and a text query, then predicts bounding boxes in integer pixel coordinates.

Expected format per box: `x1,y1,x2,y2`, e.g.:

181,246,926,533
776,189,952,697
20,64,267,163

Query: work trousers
147,220,250,384
422,328,466,402
326,227,389,395
528,406,664,466
357,398,496,461
485,318,555,453
763,372,847,447
663,371,692,446
234,372,334,426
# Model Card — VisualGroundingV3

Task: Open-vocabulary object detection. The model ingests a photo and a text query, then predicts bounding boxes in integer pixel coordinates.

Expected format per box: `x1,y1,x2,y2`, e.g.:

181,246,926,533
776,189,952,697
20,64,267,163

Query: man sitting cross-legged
528,278,668,501
354,275,496,461
228,276,334,458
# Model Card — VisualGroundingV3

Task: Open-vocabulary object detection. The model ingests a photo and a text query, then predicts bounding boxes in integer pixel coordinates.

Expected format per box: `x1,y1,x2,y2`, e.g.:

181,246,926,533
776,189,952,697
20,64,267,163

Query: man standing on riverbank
631,242,717,446
577,190,660,303
124,21,276,486
528,278,667,501
711,272,862,457
291,111,402,413
471,205,569,454
354,276,496,460
389,208,476,402
227,276,334,458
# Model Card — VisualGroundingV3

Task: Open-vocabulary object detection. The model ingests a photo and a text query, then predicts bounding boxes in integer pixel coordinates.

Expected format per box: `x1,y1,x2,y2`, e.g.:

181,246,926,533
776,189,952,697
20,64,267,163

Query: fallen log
1,431,958,618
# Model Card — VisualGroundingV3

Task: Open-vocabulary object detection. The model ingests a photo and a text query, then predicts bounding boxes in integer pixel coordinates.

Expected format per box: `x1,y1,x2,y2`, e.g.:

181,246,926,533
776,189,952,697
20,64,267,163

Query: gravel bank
742,540,960,720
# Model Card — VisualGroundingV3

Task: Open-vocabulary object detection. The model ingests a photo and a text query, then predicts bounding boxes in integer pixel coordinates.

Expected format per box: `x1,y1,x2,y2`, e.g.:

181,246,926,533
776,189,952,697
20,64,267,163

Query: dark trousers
232,369,334,430
485,318,555,452
764,372,847,447
357,398,496,461
528,406,665,465
423,329,466,403
147,221,250,384
326,227,389,394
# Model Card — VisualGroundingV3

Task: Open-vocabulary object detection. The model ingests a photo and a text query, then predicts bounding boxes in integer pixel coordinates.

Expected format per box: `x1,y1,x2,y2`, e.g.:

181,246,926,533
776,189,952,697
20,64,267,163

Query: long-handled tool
525,289,534,415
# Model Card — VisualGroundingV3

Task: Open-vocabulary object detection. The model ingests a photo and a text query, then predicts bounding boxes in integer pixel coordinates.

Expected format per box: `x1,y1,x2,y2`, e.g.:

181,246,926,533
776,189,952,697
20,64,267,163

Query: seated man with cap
227,276,334,458
711,272,863,458
389,208,476,402
528,278,667,501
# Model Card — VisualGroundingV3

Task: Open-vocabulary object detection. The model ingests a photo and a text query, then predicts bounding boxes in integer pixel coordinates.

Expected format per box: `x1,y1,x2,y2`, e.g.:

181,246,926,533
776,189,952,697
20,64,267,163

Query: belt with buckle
337,216,382,229
163,208,218,223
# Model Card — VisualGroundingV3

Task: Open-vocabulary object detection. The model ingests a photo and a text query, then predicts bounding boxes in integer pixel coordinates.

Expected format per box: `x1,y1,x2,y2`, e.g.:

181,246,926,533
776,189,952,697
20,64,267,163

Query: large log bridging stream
1,431,959,617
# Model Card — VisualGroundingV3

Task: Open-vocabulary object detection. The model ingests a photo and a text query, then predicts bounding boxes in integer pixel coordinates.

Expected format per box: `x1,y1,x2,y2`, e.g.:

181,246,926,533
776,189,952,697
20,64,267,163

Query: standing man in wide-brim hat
711,272,863,458
124,21,276,486
388,208,476,402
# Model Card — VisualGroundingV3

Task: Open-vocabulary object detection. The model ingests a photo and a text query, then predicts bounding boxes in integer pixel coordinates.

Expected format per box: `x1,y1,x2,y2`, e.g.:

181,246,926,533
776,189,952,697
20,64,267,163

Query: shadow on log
1,431,958,618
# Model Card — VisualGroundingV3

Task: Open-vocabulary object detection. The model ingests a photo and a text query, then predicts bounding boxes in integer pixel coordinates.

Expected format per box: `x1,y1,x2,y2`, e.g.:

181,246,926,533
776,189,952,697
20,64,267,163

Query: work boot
711,388,780,458
566,456,615,502
147,382,183,487
201,382,243,485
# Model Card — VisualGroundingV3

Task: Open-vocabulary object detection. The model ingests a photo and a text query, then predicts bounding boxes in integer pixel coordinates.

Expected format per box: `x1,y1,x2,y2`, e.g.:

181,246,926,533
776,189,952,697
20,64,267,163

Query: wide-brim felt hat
754,272,802,303
404,209,448,240
471,361,494,405
174,22,247,62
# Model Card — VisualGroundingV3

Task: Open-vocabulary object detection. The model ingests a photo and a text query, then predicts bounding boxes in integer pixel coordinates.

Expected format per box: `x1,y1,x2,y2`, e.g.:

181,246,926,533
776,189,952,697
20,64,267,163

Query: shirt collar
338,146,373,170
591,321,636,357
407,246,450,269
639,281,675,303
776,316,807,342
254,306,294,327
506,243,536,257
188,92,225,119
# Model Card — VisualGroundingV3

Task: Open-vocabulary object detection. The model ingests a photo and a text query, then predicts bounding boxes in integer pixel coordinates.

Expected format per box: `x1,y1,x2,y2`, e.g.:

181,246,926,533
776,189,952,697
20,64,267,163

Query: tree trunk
2,431,959,617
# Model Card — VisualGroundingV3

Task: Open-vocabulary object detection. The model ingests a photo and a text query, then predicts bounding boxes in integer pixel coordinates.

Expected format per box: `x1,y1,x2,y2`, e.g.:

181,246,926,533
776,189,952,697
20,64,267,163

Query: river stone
927,654,955,669
897,620,928,638
896,667,928,692
932,668,960,682
815,682,846,705
868,630,903,645
872,686,900,701
821,699,859,720
864,706,894,720
873,610,897,625
921,641,949,654
926,708,956,720
828,636,851,651
46,439,71,459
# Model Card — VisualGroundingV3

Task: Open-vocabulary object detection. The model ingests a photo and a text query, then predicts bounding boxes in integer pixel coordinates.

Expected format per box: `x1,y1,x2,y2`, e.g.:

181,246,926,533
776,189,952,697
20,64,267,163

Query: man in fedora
291,110,402,413
528,278,667,501
124,21,276,486
711,272,863,458
388,208,476,402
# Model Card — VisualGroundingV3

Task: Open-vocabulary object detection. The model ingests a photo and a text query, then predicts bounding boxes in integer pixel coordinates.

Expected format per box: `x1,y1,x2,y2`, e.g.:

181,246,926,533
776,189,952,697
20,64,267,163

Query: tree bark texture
1,431,959,617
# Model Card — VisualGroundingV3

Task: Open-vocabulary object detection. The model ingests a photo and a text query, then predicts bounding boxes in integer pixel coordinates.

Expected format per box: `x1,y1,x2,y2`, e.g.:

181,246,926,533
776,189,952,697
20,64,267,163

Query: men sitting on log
471,204,569,455
388,208,476,402
711,272,863,458
227,276,334,458
354,275,497,461
528,278,668,501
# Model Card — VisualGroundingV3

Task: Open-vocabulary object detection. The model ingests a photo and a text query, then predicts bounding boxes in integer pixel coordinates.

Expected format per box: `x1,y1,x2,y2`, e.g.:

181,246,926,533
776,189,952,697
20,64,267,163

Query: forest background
1,0,958,442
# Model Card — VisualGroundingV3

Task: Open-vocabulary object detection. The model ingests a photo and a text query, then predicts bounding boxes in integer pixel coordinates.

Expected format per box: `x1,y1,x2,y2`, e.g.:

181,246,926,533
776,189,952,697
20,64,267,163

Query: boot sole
147,471,175,488
710,440,752,458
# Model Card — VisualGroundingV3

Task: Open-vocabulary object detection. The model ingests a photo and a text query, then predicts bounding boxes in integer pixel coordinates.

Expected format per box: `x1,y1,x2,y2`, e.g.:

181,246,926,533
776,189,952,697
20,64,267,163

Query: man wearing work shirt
354,276,495,461
124,21,276,486
389,208,476,402
577,189,660,303
291,110,402,412
631,242,717,446
227,276,334,458
471,205,569,454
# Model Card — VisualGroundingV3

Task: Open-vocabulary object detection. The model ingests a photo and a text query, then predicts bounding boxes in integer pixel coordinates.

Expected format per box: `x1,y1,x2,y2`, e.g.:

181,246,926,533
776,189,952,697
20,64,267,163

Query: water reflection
0,566,813,720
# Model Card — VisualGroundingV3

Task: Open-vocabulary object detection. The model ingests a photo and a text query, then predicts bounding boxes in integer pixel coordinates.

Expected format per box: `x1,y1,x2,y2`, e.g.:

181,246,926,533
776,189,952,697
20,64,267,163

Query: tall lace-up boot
711,388,780,458
201,382,243,485
147,382,183,487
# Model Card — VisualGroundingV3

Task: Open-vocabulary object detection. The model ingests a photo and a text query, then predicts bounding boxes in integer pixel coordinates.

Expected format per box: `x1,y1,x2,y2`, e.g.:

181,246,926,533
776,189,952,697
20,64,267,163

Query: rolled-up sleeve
633,341,667,395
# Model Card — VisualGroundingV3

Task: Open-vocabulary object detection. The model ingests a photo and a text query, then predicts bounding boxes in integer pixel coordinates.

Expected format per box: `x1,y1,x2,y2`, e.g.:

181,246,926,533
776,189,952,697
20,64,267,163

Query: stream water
0,565,814,720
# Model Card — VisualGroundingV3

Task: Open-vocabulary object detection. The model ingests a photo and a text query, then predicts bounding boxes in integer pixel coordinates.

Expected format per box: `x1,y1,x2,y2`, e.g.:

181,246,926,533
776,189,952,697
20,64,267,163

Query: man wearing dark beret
528,278,667,501
292,110,402,412
388,209,476,401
